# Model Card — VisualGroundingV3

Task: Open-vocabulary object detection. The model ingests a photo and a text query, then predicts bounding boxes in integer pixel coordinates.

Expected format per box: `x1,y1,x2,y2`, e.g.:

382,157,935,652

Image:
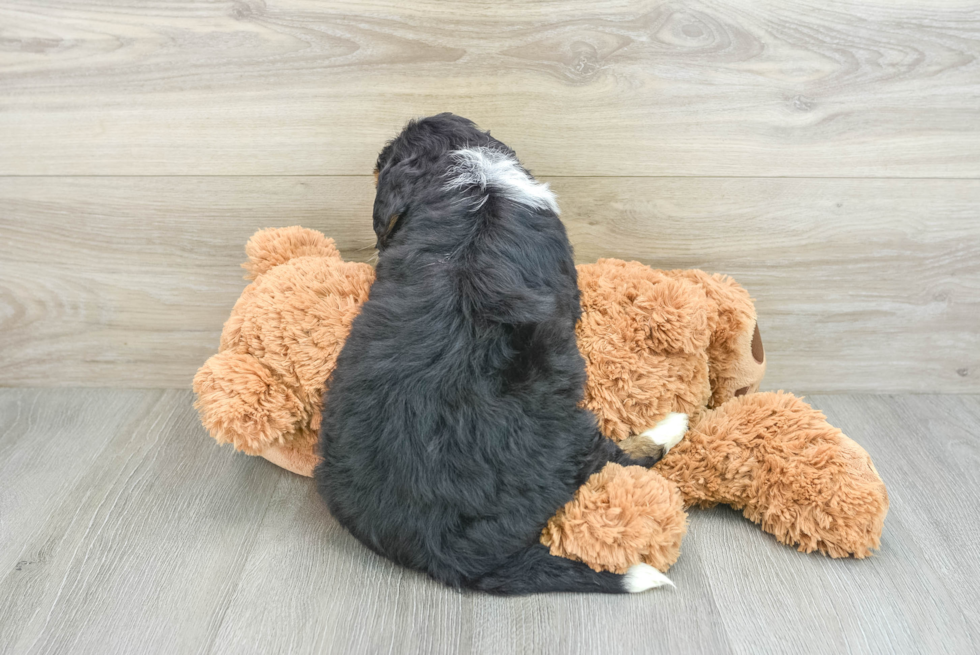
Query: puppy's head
372,113,514,250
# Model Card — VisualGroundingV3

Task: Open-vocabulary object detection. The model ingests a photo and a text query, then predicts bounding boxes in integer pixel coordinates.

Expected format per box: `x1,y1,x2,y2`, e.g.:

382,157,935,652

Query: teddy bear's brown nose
751,322,764,364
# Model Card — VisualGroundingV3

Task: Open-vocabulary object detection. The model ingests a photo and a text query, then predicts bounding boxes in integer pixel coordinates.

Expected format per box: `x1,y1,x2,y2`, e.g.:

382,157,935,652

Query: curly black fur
315,113,660,595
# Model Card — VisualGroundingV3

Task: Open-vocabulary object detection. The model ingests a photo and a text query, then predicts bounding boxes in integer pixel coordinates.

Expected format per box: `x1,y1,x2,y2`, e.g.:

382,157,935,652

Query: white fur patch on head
445,147,560,215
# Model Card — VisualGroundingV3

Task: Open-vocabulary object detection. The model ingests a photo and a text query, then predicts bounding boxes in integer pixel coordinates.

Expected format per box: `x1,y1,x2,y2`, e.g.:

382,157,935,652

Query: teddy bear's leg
656,392,888,558
541,462,688,576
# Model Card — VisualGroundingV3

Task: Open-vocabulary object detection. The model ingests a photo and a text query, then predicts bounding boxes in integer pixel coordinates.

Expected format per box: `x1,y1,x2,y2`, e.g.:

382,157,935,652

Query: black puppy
315,114,686,595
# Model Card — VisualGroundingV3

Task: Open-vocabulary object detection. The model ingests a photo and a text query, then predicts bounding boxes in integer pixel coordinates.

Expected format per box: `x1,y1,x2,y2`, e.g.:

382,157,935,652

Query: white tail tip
624,563,675,592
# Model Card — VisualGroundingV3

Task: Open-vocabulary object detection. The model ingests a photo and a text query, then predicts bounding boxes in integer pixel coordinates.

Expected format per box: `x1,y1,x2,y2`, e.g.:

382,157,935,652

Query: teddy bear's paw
260,439,319,477
193,351,304,455
624,563,675,592
639,412,689,456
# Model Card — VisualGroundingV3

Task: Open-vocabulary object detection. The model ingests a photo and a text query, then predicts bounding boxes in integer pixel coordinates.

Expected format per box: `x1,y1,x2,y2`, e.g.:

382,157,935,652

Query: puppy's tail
466,544,673,596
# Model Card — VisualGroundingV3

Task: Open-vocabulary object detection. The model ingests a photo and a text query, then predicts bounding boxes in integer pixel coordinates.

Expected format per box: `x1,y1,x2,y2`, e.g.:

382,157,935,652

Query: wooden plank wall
1,0,978,392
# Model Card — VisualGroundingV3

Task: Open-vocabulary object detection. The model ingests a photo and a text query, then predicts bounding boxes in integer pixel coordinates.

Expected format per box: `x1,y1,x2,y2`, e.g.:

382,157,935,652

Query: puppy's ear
373,157,416,249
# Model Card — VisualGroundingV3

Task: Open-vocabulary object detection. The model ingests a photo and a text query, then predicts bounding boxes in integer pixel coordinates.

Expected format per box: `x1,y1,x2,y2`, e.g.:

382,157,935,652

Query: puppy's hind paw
639,412,688,456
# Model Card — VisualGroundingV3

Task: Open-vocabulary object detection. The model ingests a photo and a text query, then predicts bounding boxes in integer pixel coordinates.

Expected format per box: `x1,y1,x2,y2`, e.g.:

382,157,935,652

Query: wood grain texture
207,474,733,655
1,175,977,392
1,389,978,654
1,0,979,176
0,389,283,655
810,395,980,647
697,393,980,655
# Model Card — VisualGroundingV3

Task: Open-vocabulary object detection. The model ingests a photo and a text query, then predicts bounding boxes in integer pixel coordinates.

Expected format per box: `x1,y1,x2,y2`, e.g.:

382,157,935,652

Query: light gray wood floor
1,389,978,655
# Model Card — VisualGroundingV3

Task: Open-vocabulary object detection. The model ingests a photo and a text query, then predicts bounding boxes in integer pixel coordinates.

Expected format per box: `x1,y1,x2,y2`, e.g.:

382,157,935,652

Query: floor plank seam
199,472,286,655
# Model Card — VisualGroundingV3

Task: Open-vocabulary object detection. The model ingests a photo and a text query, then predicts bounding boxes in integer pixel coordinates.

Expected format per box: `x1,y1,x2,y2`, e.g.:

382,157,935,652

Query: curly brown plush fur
657,392,888,558
540,463,688,573
576,260,713,441
194,226,888,574
194,227,373,458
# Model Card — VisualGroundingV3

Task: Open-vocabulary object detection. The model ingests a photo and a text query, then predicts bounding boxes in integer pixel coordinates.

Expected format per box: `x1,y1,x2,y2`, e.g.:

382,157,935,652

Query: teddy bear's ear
242,226,341,280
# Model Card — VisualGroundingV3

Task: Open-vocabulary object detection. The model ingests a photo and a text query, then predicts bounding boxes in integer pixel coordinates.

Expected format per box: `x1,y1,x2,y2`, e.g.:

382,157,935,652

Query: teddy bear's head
576,262,766,443
671,269,766,407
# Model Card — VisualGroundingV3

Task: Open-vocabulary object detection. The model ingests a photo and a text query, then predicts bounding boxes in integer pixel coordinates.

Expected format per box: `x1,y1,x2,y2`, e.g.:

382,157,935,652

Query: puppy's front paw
639,412,688,456
619,412,690,461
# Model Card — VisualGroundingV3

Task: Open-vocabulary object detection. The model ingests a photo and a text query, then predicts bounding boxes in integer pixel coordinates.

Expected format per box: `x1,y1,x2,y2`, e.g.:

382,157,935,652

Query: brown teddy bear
194,227,888,576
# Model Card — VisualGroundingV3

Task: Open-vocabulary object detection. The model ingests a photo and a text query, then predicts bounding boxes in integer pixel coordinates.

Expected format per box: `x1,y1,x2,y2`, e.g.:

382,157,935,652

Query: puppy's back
316,115,667,595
